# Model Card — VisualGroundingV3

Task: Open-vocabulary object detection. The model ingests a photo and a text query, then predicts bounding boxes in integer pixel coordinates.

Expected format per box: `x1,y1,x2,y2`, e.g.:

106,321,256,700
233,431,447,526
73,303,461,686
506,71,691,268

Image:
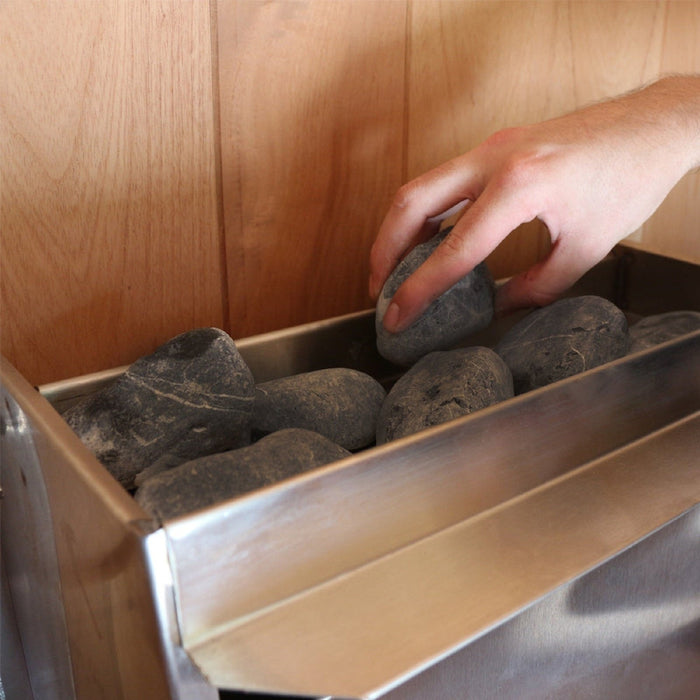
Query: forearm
651,75,700,169
599,75,700,172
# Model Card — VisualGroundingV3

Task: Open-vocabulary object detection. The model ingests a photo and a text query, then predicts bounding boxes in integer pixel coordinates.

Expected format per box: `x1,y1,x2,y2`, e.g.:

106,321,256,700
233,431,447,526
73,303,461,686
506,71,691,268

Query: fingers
495,236,609,315
382,178,537,333
368,158,483,299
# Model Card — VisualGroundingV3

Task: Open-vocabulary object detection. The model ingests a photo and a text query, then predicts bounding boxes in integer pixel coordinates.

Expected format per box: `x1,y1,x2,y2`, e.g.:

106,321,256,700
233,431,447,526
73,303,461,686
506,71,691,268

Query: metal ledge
163,333,700,697
190,415,699,698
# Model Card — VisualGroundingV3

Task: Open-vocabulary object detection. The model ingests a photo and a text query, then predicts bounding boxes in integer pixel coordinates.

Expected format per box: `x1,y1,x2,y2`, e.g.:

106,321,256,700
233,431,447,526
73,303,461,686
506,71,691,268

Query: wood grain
407,0,699,277
1,0,698,385
0,0,223,385
217,0,698,346
216,0,407,338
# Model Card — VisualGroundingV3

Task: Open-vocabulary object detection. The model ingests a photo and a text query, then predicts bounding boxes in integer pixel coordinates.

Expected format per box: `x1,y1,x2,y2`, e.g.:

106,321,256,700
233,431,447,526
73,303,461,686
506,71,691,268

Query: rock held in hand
63,328,255,488
496,295,629,394
135,428,351,520
376,227,495,366
629,311,700,352
376,346,513,444
252,368,386,450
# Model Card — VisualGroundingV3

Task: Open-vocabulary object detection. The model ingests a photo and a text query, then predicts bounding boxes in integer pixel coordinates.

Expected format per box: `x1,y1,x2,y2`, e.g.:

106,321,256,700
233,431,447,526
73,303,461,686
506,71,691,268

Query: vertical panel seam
209,0,231,335
402,0,412,185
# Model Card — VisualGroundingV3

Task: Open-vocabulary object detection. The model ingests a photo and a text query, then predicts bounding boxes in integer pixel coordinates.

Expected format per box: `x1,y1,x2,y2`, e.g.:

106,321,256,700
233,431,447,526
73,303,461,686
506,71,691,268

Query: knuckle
483,126,526,149
496,152,540,190
391,181,421,212
434,229,466,260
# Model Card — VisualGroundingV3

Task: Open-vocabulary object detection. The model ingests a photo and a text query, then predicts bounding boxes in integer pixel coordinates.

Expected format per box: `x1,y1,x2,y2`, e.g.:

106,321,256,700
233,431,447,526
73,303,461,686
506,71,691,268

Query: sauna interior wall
2,0,699,386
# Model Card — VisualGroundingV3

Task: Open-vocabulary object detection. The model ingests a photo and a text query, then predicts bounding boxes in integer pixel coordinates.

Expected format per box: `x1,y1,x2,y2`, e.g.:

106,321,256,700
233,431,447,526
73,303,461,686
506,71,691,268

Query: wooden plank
0,0,224,385
3,1,697,386
216,0,408,338
406,0,699,277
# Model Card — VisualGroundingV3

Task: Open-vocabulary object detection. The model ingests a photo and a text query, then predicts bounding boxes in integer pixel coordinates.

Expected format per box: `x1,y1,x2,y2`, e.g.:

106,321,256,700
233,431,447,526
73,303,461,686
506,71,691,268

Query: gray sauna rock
252,368,386,450
628,311,700,353
376,346,513,444
63,328,255,489
135,428,351,520
376,227,495,366
495,295,629,394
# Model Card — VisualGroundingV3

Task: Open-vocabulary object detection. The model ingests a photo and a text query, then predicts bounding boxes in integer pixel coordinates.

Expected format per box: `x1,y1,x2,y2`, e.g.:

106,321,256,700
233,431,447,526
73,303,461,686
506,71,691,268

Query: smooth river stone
63,328,255,489
495,295,629,394
135,428,351,520
628,311,700,353
376,227,495,366
376,346,513,444
252,368,386,450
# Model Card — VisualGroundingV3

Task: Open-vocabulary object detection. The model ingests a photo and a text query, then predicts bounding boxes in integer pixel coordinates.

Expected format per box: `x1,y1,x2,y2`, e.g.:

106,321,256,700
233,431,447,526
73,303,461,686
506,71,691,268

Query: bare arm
370,75,700,333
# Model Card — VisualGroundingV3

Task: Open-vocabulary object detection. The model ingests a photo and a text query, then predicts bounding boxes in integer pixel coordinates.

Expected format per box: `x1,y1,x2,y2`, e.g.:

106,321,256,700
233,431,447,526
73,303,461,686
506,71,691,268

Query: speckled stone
496,295,629,394
252,368,386,450
376,346,513,444
63,328,255,489
628,311,700,353
375,227,495,366
135,428,351,520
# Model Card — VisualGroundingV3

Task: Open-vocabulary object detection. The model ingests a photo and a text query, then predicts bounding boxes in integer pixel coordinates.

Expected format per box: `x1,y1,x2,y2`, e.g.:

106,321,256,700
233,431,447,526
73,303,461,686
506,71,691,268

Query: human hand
369,76,700,333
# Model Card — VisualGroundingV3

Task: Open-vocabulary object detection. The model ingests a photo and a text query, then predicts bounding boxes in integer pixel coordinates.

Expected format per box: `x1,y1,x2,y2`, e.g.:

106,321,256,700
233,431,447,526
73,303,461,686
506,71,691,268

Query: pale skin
369,75,700,334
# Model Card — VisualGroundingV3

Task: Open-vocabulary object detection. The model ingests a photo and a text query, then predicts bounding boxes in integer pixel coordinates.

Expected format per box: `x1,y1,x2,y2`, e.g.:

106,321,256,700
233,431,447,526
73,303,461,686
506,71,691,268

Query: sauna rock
496,295,629,394
376,346,513,444
252,368,386,450
135,428,351,520
63,327,255,489
628,310,700,353
375,227,495,366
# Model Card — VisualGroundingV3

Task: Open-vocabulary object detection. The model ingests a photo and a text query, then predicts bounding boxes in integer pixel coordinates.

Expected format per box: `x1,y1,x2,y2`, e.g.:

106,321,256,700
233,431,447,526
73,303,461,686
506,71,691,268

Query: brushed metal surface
175,412,698,698
164,333,699,697
8,247,700,699
1,376,77,699
382,504,700,700
1,558,34,699
185,414,700,698
0,358,215,699
141,529,219,700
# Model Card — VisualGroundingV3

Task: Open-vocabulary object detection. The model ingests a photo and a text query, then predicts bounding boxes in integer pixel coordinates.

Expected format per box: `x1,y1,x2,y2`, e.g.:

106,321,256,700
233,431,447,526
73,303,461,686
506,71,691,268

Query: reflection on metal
0,359,214,699
2,247,699,699
0,385,76,700
168,340,699,698
1,474,35,700
382,506,700,700
142,529,219,700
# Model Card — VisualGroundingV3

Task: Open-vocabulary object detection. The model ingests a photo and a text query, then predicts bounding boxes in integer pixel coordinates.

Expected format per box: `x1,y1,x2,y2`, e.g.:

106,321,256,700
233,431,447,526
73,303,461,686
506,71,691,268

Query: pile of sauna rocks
63,247,700,521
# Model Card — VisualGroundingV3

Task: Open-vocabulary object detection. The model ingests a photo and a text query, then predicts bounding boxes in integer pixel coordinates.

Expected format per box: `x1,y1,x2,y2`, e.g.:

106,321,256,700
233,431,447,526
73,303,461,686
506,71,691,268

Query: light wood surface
0,1,223,385
217,0,699,341
1,0,698,384
216,0,408,337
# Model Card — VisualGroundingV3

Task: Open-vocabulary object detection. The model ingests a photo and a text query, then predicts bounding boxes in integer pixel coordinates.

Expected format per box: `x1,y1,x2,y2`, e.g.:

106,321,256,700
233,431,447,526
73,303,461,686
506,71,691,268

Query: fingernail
383,302,401,332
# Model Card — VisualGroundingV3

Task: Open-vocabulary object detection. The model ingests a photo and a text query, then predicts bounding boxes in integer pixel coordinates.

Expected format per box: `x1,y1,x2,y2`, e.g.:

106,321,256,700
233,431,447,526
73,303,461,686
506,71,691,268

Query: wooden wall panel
407,0,699,277
216,0,408,338
2,1,697,384
0,0,223,385
218,0,698,344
